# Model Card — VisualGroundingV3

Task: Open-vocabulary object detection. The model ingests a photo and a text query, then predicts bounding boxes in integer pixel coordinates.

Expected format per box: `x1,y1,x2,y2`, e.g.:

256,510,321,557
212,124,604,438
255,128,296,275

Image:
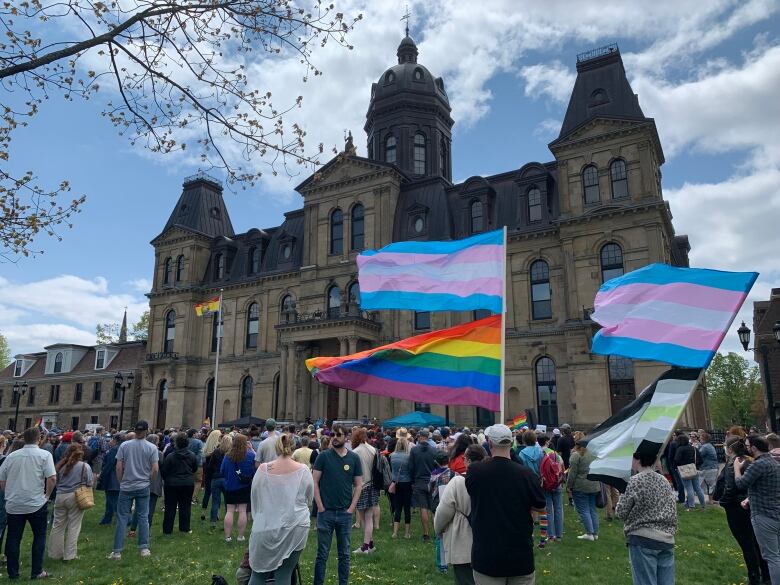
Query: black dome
371,36,448,106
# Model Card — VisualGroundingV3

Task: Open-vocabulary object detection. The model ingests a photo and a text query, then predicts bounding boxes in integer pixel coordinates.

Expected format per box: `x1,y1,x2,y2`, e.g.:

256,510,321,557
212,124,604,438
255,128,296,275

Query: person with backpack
352,429,380,554
518,430,547,548
538,435,565,543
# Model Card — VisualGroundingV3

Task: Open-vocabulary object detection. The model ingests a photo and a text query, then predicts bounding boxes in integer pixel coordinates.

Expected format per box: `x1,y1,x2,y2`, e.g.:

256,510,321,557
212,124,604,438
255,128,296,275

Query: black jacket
408,441,436,487
161,446,198,487
205,450,226,480
718,458,751,506
674,444,699,467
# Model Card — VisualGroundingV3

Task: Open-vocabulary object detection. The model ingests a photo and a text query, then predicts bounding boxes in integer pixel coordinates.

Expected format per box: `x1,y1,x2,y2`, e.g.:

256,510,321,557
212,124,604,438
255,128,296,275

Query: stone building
140,39,709,430
752,288,780,431
0,339,145,431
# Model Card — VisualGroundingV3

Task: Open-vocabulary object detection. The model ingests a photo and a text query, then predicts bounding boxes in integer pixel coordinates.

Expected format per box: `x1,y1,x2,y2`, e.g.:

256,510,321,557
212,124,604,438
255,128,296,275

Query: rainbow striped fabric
357,229,504,313
591,264,757,368
306,315,501,411
194,296,221,317
510,413,528,430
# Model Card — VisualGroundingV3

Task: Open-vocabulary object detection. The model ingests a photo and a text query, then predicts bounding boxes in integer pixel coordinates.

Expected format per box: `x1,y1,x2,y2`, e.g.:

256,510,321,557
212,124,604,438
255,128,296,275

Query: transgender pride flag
591,263,757,368
357,229,504,313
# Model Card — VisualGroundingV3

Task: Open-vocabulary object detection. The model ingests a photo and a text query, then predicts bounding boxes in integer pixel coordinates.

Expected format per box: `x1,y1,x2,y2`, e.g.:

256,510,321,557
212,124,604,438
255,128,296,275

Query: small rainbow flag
306,315,501,411
195,296,221,317
510,413,527,430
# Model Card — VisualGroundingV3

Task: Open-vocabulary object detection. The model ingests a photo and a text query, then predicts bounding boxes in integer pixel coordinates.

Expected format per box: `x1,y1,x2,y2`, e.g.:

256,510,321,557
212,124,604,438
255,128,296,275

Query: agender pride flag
591,264,757,369
357,229,504,313
306,315,501,411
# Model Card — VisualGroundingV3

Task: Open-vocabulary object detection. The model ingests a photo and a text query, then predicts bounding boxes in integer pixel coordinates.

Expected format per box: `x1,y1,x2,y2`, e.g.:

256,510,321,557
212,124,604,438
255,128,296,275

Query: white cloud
518,62,575,104
125,278,152,294
2,324,97,357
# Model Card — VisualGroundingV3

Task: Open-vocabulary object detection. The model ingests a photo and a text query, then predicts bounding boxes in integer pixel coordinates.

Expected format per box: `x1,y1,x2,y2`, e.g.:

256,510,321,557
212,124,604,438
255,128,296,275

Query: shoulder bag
74,463,95,510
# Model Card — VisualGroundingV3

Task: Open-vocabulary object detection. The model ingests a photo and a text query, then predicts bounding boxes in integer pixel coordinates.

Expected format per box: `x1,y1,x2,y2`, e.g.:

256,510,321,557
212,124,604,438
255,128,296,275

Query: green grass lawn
4,491,752,584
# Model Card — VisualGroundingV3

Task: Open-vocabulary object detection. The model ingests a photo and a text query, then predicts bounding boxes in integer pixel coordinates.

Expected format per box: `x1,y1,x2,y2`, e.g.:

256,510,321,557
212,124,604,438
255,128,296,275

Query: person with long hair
48,443,93,561
674,434,705,510
220,433,255,542
160,432,198,534
351,428,380,554
566,437,600,541
435,444,487,585
201,430,222,520
247,433,313,584
448,434,472,476
206,434,232,530
390,437,413,539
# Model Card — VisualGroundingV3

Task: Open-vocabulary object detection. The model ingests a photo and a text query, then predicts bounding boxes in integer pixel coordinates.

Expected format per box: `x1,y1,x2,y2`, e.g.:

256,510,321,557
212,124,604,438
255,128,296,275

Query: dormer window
528,187,542,223
588,88,610,107
53,352,63,373
470,200,484,233
95,349,105,370
248,247,260,275
413,68,424,81
214,253,225,279
281,243,292,261
385,71,395,84
14,360,22,377
414,216,425,234
210,207,221,220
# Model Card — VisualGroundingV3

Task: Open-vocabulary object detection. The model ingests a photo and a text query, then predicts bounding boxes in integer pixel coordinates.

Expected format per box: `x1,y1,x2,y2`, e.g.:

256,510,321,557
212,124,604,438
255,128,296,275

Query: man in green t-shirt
313,423,363,585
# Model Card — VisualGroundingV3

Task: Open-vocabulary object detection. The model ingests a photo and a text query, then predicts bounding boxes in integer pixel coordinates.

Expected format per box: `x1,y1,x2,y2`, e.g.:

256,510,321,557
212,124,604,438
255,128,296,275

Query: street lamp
737,320,780,433
12,380,28,433
114,371,135,431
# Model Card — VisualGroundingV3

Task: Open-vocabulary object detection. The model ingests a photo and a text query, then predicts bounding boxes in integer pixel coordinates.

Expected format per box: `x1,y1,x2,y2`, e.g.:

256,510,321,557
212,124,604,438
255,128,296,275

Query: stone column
297,344,311,422
285,342,297,420
338,337,348,418
348,336,360,419
279,343,289,421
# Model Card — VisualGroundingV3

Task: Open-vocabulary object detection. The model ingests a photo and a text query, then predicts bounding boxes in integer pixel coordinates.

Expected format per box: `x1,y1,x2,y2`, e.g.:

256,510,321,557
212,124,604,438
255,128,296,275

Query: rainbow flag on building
510,413,528,430
306,315,501,411
194,296,221,317
591,264,757,369
357,229,504,313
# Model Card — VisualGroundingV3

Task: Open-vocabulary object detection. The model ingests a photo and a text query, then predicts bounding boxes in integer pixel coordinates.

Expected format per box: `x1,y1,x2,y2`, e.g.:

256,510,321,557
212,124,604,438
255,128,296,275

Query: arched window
205,379,215,423
280,294,294,323
530,260,552,320
351,204,364,251
240,376,253,418
327,285,341,318
214,253,225,280
156,379,168,430
385,135,397,164
53,352,63,373
330,209,343,255
164,310,176,353
439,139,447,178
246,302,259,349
248,247,260,275
163,257,172,284
413,133,426,175
610,159,628,199
608,355,636,412
175,255,185,282
348,281,361,306
601,243,624,283
582,165,600,204
528,187,542,223
470,200,483,233
535,357,558,426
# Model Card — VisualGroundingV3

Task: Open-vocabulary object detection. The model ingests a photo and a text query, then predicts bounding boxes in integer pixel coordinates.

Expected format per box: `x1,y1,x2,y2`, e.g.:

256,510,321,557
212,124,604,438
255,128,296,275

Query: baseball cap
561,423,571,430
134,420,149,432
553,428,561,436
485,424,513,446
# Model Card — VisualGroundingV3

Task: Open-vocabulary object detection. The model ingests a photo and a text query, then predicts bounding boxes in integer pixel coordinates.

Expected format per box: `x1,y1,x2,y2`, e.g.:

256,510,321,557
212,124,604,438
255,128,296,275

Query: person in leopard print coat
616,450,678,585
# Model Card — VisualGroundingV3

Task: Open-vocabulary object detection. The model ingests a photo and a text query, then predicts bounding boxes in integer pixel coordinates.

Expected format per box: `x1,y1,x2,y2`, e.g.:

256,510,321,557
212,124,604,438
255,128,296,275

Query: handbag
73,463,95,510
595,485,605,509
678,463,698,480
388,457,406,495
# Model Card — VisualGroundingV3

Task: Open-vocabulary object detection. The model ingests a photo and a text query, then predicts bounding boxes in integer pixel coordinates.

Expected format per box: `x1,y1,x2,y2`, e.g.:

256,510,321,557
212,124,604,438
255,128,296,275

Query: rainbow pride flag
357,229,504,313
591,264,757,368
306,315,501,411
510,413,528,430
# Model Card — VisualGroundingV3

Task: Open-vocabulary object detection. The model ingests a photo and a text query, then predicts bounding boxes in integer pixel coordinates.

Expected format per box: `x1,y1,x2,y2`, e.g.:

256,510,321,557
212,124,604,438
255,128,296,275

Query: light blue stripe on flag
360,229,503,256
592,334,715,369
600,263,758,293
361,291,503,313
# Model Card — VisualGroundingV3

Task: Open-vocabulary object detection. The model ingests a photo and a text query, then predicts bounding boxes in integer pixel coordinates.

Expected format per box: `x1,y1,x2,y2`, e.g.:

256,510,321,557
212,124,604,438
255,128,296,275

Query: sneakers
237,536,246,542
353,543,374,554
422,534,431,542
140,549,151,558
33,571,52,580
106,552,122,560
594,535,599,540
224,536,233,543
577,534,595,541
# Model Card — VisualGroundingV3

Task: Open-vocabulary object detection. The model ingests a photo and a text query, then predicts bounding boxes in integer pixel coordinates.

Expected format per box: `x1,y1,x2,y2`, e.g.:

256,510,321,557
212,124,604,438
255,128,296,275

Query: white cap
553,428,561,436
485,424,513,446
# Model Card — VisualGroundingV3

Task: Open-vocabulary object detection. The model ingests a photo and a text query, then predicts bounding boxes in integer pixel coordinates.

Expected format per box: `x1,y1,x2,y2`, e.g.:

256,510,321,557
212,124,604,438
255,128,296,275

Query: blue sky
1,0,779,360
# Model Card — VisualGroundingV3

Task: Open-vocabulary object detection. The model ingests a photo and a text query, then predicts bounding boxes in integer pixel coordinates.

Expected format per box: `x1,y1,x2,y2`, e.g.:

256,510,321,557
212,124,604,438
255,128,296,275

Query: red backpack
540,450,563,491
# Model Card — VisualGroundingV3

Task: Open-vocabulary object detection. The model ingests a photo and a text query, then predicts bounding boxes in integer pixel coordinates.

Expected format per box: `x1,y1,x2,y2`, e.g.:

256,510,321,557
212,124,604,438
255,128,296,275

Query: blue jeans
628,544,675,585
545,489,564,539
130,493,159,531
314,509,352,585
682,477,705,509
113,488,150,553
210,478,225,523
100,490,119,524
572,490,599,535
752,514,780,585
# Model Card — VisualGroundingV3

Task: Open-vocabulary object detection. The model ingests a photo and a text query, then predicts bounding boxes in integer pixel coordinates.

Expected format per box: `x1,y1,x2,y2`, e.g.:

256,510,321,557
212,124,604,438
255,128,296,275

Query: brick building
752,288,780,431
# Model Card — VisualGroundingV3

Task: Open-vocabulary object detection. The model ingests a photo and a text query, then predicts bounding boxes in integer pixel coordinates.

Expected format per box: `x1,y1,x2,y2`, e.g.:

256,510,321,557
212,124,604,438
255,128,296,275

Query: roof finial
401,4,411,38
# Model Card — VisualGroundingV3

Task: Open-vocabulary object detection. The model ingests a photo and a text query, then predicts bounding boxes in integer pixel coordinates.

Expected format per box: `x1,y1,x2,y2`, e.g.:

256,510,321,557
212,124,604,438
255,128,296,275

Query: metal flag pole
212,289,224,427
500,226,508,425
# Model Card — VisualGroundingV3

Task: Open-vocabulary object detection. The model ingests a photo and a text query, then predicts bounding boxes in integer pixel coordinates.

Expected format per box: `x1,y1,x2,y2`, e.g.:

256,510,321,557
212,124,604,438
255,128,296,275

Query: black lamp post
12,380,28,433
738,320,780,433
114,371,135,431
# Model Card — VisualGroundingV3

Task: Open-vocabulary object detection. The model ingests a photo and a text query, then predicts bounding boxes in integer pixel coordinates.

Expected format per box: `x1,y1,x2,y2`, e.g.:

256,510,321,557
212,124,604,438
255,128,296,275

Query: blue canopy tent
383,411,447,428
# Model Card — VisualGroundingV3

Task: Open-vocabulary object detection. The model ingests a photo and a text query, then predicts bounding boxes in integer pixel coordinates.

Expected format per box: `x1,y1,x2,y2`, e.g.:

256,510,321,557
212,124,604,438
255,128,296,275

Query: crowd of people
0,418,777,584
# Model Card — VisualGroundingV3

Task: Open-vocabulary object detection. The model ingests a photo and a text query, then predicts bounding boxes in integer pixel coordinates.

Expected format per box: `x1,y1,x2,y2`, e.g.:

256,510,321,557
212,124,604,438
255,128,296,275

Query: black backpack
372,452,391,489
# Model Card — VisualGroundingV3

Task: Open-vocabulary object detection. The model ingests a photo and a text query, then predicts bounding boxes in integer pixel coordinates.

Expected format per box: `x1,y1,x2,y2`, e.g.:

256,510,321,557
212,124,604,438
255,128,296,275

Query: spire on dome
397,6,417,64
119,308,128,343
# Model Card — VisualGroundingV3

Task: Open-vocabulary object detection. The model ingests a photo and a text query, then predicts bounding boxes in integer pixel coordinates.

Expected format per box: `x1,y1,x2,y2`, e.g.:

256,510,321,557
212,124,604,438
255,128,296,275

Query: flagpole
500,226,508,425
212,289,224,427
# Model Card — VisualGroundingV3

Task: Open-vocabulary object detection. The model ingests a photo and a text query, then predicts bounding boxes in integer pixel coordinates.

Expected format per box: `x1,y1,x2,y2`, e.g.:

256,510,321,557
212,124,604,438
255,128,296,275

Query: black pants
393,482,412,524
6,504,48,579
163,484,194,534
724,504,770,585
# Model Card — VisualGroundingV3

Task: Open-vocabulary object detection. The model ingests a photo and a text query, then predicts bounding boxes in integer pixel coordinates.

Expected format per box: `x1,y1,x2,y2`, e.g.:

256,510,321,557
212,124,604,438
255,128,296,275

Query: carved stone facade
139,41,709,430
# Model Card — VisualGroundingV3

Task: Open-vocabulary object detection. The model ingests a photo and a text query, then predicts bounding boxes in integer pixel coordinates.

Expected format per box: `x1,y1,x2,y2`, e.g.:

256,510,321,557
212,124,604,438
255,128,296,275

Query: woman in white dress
248,433,313,585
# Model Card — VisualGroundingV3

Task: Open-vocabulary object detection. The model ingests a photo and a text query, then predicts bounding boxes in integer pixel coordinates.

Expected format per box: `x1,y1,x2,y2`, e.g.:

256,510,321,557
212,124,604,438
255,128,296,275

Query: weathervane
401,4,411,37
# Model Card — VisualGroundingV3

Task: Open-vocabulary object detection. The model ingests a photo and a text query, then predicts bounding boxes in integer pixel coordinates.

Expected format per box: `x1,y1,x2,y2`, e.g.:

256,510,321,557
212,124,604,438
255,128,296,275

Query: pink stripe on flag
595,282,746,313
359,274,504,296
599,317,724,351
315,369,500,411
357,245,503,268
